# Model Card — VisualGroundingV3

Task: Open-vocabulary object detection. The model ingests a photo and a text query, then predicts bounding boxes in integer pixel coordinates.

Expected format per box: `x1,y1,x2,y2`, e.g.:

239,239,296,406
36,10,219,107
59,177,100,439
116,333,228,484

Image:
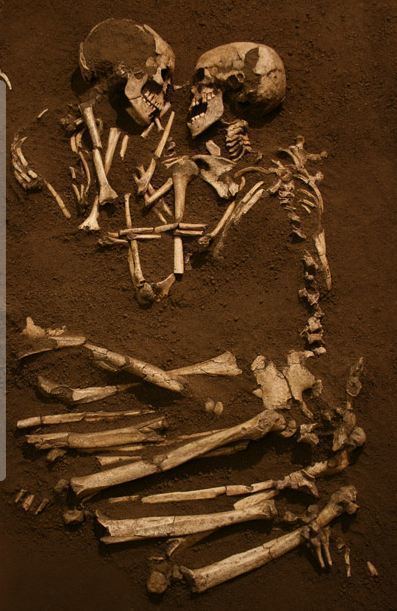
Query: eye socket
226,73,244,89
161,67,171,80
194,68,205,82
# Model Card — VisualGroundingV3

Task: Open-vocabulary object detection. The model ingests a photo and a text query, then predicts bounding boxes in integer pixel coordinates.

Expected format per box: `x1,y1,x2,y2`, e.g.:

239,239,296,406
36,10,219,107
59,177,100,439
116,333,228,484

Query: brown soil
1,1,397,610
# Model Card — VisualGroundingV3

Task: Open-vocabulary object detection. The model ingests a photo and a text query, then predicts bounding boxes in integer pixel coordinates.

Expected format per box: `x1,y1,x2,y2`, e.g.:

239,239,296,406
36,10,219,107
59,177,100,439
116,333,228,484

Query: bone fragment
44,181,71,219
172,157,199,221
367,561,379,577
120,134,129,159
79,195,100,231
84,342,184,393
0,69,12,90
104,127,121,175
71,410,285,498
314,230,332,291
37,108,49,119
17,408,151,429
173,236,184,275
15,489,27,504
63,509,85,525
124,192,145,290
21,494,35,512
46,448,67,463
26,419,166,450
80,103,102,148
34,498,50,515
251,356,290,409
152,273,176,301
19,317,86,359
92,148,118,204
141,122,155,139
155,117,163,131
36,376,136,406
135,111,175,193
96,455,141,467
206,140,221,156
181,486,358,592
168,351,241,377
193,155,239,199
346,357,364,407
232,188,264,223
98,500,277,543
144,178,173,206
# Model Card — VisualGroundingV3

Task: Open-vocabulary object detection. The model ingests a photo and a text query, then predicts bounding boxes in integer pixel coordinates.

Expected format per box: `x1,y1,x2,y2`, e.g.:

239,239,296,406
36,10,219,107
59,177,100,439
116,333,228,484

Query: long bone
106,449,349,505
17,409,154,429
124,193,156,305
181,486,358,592
84,342,184,393
26,417,167,450
98,499,277,543
37,376,136,405
171,157,199,275
134,111,175,194
192,155,240,199
70,410,285,498
79,102,118,204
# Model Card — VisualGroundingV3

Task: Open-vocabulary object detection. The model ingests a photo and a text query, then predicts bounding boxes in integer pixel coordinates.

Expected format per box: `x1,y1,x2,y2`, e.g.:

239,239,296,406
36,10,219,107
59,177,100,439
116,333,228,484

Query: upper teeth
142,93,161,111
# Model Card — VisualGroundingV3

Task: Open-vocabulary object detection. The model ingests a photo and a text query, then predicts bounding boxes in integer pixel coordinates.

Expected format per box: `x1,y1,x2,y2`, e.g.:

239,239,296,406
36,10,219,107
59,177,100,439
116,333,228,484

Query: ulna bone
70,410,285,499
98,499,277,543
168,351,241,377
181,486,358,592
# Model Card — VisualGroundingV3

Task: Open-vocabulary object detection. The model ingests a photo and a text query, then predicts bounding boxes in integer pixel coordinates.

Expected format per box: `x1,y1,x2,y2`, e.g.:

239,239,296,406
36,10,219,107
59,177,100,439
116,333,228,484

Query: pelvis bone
79,19,175,125
188,42,286,136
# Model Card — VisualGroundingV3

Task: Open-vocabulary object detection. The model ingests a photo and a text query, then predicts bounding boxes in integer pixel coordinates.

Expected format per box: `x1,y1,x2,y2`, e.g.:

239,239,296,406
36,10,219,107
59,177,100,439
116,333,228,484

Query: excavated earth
1,1,396,610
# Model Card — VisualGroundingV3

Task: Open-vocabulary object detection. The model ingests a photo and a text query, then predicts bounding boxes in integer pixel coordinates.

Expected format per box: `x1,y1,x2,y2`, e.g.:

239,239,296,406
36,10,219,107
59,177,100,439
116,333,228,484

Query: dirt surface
1,1,397,610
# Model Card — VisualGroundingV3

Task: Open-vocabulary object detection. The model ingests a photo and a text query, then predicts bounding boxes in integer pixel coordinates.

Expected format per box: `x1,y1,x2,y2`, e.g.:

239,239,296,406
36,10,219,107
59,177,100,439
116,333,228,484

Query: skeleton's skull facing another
188,42,286,137
79,19,175,125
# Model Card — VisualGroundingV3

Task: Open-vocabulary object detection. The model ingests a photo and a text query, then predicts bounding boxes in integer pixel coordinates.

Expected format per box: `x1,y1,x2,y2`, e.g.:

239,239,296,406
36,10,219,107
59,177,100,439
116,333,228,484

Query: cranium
188,42,286,137
79,19,175,125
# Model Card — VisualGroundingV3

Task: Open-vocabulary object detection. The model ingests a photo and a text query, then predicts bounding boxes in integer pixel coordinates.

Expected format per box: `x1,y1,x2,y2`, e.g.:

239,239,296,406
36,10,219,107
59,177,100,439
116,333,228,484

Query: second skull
188,42,286,137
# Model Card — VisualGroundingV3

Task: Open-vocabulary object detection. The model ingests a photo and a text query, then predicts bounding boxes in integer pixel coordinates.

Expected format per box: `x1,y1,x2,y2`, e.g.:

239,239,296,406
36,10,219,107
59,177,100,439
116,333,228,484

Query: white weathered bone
104,127,121,174
144,178,173,206
206,140,221,156
232,188,264,223
120,134,129,159
84,342,184,393
21,493,35,512
198,200,237,248
34,498,50,515
36,376,136,405
44,181,72,219
168,351,241,377
152,273,176,301
71,410,285,498
26,417,167,450
19,317,86,359
192,155,239,199
92,148,118,204
367,561,379,577
99,500,277,543
251,356,290,409
181,486,358,592
134,111,175,194
0,69,12,90
314,230,332,291
96,455,141,467
37,108,49,120
141,122,155,139
17,408,152,429
79,195,100,231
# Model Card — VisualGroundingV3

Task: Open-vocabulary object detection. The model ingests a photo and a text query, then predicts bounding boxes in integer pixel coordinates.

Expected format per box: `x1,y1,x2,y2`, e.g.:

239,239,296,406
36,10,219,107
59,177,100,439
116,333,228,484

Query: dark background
1,1,396,610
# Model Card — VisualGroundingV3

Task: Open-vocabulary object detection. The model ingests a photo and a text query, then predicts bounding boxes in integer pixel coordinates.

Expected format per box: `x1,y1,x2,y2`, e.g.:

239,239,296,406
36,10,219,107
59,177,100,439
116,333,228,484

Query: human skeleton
11,18,365,595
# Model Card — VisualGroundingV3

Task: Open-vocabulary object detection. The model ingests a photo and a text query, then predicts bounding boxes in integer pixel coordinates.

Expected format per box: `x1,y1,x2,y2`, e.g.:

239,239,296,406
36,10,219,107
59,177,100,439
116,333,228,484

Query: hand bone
180,486,358,592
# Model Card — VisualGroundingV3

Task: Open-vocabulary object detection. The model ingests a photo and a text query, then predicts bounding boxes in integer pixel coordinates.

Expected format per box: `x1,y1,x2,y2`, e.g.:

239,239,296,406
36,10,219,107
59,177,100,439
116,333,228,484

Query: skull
188,42,286,137
79,19,175,125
